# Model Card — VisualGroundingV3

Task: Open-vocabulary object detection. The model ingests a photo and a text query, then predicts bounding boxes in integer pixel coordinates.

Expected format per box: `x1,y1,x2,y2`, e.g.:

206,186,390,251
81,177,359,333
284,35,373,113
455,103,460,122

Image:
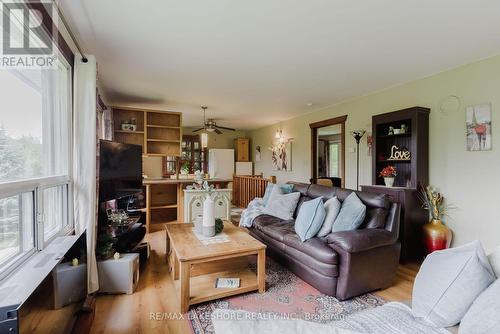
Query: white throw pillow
487,245,500,278
411,240,495,328
263,186,300,220
459,279,500,334
316,197,341,237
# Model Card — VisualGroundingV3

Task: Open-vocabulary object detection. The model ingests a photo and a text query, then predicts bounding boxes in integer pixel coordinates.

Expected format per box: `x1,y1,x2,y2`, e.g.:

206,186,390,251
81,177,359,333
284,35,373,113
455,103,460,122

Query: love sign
388,145,411,161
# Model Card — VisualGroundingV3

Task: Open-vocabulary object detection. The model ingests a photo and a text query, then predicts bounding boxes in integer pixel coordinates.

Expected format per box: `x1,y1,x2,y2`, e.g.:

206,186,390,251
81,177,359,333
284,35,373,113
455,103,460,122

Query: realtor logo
1,1,56,68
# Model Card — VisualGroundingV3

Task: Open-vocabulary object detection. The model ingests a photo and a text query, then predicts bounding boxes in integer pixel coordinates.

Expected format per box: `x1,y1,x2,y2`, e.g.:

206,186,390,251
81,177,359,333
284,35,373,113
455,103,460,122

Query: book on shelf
215,278,240,289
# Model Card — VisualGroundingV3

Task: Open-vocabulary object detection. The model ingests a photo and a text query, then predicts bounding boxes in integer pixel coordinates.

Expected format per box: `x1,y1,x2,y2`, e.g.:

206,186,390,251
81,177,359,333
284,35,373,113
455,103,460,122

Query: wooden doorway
310,115,347,188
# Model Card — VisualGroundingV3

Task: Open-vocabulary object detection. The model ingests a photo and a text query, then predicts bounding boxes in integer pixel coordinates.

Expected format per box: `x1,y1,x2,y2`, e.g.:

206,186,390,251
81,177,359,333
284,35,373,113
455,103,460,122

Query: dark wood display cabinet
362,106,430,264
162,135,208,177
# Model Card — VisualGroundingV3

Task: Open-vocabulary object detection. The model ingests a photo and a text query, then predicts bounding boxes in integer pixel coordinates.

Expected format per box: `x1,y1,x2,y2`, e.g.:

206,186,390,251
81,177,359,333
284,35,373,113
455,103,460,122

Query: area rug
188,258,385,334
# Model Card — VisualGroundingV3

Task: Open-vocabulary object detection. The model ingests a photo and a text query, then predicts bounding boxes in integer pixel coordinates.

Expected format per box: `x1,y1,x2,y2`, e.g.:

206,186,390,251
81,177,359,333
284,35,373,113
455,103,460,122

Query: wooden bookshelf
112,106,182,156
362,106,430,263
371,107,429,188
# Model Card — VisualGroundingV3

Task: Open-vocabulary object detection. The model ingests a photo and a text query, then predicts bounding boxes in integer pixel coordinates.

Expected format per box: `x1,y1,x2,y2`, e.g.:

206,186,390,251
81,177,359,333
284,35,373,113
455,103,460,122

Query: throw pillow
316,197,341,237
459,278,500,334
262,183,274,205
332,193,366,233
411,240,495,328
262,183,294,206
263,186,301,220
295,197,326,242
487,245,500,278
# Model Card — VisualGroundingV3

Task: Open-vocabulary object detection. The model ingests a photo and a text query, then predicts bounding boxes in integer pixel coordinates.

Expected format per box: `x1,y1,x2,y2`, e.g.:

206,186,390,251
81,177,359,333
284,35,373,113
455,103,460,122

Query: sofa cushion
284,244,339,277
253,214,283,229
306,184,336,200
262,183,274,205
283,233,338,265
412,241,495,328
459,278,500,334
261,221,295,243
317,197,341,237
252,214,295,242
332,193,366,233
487,245,500,278
250,228,286,252
263,183,294,205
289,182,310,196
295,197,326,242
264,186,301,220
333,188,389,209
363,207,388,229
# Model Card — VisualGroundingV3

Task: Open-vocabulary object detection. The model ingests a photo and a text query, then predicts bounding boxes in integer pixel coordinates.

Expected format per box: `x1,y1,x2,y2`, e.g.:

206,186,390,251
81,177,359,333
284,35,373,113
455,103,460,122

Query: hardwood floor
91,230,191,334
21,229,419,334
90,230,419,334
20,279,79,333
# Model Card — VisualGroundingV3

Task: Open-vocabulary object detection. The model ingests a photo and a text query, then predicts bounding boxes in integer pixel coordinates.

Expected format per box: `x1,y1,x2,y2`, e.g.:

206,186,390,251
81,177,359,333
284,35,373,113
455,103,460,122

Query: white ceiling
60,0,500,130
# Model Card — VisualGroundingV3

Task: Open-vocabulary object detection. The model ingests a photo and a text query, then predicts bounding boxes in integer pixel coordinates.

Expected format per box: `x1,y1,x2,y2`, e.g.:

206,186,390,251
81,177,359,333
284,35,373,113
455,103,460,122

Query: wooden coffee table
165,221,266,313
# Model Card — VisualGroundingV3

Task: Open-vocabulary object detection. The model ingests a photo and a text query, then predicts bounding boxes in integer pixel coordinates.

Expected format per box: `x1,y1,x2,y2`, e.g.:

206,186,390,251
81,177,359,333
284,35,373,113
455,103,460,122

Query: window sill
0,235,80,308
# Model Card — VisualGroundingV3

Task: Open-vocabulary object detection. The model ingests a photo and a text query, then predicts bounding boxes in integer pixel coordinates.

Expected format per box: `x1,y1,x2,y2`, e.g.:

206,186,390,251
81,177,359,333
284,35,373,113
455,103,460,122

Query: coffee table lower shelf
174,268,259,307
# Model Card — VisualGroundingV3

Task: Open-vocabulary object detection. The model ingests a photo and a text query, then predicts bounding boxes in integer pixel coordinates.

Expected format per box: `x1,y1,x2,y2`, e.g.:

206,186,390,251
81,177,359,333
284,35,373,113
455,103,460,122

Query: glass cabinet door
164,135,207,176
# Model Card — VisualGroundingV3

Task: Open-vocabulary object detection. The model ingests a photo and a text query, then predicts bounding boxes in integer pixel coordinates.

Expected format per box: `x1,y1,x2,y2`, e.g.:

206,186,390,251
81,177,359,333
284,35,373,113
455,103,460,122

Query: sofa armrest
326,229,397,253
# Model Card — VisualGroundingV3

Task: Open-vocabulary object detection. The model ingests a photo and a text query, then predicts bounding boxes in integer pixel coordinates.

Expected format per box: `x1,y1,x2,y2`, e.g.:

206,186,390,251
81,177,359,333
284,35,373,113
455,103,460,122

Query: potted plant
379,165,397,187
418,185,454,254
179,162,190,178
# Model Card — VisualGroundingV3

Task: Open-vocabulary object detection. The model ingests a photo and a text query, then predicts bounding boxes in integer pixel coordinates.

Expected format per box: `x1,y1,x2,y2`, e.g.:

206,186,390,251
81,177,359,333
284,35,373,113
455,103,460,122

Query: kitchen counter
142,177,232,232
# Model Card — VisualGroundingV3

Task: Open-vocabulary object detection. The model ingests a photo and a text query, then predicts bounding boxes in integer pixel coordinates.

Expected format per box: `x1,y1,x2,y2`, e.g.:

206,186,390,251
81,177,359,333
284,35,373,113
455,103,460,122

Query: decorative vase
384,177,395,187
202,196,215,237
194,214,203,234
423,219,452,255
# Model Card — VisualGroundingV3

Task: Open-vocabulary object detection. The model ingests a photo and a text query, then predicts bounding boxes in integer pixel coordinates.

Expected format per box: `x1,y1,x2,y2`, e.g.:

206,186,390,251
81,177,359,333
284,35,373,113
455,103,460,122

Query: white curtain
41,59,71,239
73,55,99,294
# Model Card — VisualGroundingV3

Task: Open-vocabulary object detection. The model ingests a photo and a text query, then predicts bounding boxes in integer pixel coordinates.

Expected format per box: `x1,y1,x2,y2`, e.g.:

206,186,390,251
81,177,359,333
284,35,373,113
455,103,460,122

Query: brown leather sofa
249,182,401,300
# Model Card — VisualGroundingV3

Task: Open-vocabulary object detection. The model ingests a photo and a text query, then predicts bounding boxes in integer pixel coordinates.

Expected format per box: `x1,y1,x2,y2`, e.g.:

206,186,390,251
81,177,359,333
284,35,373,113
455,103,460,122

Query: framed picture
466,103,492,151
255,146,261,162
271,142,292,171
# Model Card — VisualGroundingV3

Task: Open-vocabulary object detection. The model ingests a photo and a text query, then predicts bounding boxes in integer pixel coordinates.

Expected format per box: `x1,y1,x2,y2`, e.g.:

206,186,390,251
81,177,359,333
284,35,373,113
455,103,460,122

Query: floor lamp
351,130,366,190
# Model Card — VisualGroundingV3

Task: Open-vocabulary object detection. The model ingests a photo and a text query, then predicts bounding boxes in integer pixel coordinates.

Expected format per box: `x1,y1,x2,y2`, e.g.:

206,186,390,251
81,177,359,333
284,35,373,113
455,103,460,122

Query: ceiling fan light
200,132,208,148
207,128,216,132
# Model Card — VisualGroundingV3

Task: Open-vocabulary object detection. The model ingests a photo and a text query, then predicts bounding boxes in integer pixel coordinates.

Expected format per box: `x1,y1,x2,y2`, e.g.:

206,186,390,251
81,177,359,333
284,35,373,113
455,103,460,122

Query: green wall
249,55,500,252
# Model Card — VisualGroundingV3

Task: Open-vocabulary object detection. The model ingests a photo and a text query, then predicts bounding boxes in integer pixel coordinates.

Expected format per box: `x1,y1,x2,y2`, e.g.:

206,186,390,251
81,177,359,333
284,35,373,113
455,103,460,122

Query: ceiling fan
192,106,236,135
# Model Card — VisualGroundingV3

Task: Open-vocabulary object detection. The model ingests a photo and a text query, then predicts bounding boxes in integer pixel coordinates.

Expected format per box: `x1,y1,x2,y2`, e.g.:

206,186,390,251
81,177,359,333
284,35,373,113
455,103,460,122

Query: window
0,16,72,278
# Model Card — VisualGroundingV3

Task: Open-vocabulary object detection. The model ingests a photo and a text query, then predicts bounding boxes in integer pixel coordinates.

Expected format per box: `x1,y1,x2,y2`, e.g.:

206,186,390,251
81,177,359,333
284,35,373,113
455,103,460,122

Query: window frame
0,176,73,281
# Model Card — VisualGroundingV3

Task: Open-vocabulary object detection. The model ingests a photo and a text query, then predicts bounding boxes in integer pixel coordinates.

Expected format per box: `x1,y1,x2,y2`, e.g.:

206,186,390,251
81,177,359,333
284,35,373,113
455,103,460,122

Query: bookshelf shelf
112,106,182,156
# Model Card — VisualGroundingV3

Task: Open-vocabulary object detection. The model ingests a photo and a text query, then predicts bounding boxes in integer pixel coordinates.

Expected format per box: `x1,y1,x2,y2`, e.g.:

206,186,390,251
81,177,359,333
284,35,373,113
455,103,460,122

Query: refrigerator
208,149,235,179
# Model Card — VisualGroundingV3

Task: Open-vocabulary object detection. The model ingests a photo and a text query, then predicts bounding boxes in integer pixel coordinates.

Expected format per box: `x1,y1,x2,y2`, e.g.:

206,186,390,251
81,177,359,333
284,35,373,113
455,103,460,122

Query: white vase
194,214,203,234
384,177,395,187
202,196,215,237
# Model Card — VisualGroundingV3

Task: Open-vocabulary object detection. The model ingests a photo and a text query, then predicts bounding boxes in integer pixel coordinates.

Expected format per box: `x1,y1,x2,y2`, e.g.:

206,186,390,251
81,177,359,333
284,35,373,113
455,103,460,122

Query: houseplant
180,162,190,175
418,185,453,254
379,165,397,187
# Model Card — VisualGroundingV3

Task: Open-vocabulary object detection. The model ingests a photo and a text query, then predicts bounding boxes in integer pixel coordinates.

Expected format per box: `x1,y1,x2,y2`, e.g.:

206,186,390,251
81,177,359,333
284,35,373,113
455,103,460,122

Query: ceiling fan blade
215,128,222,135
192,127,205,132
215,125,236,131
